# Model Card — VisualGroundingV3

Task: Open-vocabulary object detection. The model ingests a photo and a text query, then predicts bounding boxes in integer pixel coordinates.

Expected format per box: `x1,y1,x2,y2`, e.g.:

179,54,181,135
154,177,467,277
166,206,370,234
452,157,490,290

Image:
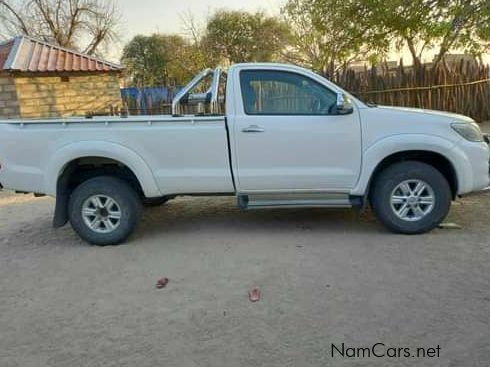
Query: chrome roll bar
172,67,222,116
209,67,222,114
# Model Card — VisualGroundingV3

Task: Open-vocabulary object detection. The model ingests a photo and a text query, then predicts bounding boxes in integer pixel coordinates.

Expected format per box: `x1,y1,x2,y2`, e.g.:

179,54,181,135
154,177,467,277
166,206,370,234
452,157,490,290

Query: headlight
451,122,484,142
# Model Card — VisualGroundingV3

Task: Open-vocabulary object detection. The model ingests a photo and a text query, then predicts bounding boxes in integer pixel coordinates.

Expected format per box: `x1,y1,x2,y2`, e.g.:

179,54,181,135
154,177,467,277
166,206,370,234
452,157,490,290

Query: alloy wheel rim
82,195,122,234
390,179,435,222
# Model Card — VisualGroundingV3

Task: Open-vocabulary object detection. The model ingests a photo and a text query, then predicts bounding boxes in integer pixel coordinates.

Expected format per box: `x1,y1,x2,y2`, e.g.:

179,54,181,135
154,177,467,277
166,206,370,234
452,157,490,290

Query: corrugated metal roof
0,36,122,73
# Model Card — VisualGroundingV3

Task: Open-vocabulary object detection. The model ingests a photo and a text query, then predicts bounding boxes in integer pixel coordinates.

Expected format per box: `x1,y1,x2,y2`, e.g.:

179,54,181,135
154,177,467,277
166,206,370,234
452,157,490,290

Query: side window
240,70,337,115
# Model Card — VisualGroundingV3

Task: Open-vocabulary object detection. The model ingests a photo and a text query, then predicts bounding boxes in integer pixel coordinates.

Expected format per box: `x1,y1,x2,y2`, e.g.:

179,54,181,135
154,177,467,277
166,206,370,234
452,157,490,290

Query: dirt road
0,191,489,366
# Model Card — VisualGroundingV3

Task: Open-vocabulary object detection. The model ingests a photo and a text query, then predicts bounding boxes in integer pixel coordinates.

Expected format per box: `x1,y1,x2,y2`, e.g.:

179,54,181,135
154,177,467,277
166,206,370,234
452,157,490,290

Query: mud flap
52,166,74,228
53,191,69,228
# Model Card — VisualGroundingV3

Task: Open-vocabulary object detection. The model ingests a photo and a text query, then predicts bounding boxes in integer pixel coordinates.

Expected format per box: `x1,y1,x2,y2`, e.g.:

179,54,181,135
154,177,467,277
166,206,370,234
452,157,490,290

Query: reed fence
334,61,490,122
119,61,489,122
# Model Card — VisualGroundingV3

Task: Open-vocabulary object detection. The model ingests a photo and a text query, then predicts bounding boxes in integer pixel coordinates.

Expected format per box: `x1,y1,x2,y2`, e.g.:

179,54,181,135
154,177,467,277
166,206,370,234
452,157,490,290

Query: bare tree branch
0,0,120,56
0,0,30,35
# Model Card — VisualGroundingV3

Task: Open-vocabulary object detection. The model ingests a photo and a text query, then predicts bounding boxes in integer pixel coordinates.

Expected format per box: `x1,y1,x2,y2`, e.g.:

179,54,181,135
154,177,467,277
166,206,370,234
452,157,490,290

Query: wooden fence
120,61,489,122
334,61,490,122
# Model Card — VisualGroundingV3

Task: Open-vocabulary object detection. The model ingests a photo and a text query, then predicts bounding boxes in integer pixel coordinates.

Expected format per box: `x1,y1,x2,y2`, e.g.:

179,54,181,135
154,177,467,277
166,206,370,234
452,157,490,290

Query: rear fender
48,142,161,228
46,141,161,197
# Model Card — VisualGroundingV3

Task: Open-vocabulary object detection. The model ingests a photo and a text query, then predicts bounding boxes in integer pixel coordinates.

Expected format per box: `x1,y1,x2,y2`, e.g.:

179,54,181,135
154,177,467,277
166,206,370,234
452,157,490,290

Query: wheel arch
49,142,161,227
367,150,458,199
46,141,161,197
352,135,461,200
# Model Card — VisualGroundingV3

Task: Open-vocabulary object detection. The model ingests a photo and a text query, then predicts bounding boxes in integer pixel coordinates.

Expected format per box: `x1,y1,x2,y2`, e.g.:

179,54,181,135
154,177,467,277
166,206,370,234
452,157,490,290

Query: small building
348,60,399,75
0,36,123,119
432,54,478,67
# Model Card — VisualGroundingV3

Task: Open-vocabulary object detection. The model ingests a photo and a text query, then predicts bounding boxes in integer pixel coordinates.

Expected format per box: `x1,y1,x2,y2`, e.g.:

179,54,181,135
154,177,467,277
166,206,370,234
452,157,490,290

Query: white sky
117,0,283,39
115,0,490,65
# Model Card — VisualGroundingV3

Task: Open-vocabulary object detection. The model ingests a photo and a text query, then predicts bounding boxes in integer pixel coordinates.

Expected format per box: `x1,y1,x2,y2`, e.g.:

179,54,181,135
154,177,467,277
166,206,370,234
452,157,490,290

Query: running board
237,193,362,210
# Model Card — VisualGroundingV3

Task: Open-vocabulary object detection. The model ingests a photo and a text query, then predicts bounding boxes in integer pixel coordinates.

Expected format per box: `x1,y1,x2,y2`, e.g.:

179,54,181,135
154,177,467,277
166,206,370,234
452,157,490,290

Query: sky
117,0,283,41
114,0,490,65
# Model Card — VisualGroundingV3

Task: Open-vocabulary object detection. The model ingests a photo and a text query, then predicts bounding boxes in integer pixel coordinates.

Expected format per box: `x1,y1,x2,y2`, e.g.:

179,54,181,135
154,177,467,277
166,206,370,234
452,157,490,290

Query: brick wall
13,73,122,118
0,75,21,119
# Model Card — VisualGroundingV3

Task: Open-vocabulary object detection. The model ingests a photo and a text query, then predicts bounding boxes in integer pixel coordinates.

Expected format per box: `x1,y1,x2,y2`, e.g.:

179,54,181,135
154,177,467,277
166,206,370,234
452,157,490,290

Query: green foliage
282,0,389,76
283,0,490,72
353,0,490,67
204,10,291,64
121,3,490,88
431,0,490,64
121,34,206,87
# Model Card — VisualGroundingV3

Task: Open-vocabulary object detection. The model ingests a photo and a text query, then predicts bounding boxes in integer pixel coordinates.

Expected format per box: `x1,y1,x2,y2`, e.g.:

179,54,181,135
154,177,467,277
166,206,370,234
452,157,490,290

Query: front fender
45,141,162,197
351,134,462,195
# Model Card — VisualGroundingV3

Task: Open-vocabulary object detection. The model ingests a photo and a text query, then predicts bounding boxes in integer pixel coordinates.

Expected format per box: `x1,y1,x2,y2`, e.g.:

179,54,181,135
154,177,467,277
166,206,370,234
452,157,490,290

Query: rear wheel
69,176,142,246
370,161,451,234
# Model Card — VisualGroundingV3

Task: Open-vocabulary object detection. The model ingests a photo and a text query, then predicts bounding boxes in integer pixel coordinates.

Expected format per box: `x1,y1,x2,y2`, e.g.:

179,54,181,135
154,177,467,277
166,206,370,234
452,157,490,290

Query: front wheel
370,161,452,234
68,176,142,246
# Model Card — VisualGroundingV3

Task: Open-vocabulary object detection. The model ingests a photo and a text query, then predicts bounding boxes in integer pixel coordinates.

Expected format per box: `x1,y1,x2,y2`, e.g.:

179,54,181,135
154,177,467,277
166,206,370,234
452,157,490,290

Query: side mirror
335,92,354,115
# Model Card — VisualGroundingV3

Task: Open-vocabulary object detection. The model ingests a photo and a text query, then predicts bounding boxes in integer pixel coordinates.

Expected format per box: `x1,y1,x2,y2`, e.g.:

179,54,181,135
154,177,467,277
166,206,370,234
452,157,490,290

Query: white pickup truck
0,63,489,245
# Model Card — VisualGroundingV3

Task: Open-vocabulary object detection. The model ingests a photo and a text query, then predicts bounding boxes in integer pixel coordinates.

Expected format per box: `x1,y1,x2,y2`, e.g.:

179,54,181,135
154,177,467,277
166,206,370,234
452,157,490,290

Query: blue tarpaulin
120,87,180,114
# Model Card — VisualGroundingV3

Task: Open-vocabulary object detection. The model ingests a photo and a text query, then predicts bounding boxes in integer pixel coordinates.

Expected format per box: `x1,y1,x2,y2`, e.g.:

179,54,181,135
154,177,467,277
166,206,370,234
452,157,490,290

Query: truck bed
0,114,235,197
0,114,222,125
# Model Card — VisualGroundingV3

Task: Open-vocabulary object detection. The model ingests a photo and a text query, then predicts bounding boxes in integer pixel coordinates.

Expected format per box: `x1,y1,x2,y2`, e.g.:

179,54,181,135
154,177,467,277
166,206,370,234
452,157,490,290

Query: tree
355,0,490,68
203,10,290,64
283,0,490,72
431,0,490,67
356,0,437,69
121,34,206,87
282,0,389,76
181,12,222,76
0,0,120,55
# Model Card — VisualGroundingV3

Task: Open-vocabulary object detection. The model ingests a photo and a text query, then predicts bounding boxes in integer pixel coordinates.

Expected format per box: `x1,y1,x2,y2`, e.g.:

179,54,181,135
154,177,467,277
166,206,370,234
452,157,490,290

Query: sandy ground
0,190,489,367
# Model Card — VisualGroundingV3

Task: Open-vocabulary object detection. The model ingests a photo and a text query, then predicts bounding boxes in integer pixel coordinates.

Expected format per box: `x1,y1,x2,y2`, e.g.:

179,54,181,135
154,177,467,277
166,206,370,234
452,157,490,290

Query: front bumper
462,134,490,196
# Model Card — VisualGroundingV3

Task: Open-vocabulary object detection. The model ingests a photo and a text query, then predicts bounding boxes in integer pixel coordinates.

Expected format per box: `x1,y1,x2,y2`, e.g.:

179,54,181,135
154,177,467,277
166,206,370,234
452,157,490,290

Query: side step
238,193,362,210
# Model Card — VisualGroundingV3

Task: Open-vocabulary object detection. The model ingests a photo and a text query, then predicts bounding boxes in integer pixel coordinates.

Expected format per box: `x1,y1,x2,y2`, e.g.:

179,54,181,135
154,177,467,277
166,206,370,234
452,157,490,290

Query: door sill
237,193,362,210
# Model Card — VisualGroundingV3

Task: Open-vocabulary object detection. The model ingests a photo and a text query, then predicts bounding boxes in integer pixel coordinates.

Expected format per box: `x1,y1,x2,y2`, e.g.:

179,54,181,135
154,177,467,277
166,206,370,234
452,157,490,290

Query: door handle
242,125,265,133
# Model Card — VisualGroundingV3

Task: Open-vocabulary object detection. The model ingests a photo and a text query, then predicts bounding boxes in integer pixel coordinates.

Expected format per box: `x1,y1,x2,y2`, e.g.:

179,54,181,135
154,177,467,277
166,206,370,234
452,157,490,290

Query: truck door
229,68,362,192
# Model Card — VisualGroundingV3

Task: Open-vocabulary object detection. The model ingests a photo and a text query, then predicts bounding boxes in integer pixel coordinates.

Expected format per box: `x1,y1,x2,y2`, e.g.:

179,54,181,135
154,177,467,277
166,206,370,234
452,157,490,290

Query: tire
143,197,170,207
68,176,142,246
370,161,451,234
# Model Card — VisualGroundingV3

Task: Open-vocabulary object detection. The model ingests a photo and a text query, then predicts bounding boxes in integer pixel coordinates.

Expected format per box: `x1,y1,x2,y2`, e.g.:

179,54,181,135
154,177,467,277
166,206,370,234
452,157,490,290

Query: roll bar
172,67,223,116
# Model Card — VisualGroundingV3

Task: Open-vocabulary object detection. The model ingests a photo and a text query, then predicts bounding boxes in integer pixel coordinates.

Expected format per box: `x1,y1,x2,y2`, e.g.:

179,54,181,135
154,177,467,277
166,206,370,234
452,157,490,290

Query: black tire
370,161,451,234
143,197,170,207
68,176,142,246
